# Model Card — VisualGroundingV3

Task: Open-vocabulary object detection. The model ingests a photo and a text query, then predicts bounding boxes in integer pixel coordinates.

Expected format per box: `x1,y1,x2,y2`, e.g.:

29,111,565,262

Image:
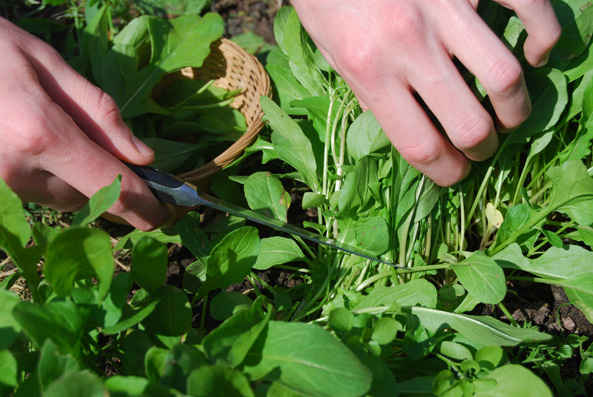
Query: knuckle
337,42,379,81
486,57,523,96
93,90,123,125
11,113,56,156
453,117,493,150
401,142,441,168
388,6,425,43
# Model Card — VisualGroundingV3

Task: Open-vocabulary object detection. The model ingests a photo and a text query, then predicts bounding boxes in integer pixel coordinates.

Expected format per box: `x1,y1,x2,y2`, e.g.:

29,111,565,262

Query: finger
410,49,498,161
0,161,87,211
436,2,532,130
366,85,471,186
496,0,562,67
26,95,174,230
315,43,370,110
24,45,155,166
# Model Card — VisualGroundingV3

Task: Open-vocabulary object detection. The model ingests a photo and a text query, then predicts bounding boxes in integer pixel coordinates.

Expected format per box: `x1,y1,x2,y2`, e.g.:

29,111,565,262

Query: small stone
562,316,576,331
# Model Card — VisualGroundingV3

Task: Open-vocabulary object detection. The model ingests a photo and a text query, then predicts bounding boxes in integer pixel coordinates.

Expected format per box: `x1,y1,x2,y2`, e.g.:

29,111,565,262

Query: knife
126,163,401,268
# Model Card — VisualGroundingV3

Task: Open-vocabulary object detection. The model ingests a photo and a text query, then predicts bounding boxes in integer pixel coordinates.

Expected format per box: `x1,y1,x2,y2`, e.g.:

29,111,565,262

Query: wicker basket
162,38,272,190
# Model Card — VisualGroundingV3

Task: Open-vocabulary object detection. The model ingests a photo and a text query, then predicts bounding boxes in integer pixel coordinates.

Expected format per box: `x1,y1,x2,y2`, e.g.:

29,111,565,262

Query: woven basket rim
174,38,271,189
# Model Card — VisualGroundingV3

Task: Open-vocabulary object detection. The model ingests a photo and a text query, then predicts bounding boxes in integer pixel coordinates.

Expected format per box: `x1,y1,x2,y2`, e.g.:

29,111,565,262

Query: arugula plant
73,5,247,174
1,1,593,396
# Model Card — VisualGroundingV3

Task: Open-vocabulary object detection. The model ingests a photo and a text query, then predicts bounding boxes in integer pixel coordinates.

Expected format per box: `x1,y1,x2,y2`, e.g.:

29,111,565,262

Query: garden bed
1,1,593,396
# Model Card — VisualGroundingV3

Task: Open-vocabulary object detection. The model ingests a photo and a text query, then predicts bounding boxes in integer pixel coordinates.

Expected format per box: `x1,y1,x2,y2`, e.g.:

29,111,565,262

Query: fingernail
536,54,550,68
132,136,154,157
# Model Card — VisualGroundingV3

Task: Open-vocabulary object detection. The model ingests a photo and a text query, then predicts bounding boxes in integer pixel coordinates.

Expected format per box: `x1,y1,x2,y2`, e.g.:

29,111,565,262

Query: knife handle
125,163,201,208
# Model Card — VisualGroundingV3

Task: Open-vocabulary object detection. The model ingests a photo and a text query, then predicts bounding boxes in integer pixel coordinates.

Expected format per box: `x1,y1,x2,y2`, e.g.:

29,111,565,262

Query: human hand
291,0,561,186
0,17,175,230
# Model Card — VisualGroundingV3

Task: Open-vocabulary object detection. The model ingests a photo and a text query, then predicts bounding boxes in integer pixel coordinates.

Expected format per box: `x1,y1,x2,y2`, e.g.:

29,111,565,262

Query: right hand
292,0,561,186
0,17,175,230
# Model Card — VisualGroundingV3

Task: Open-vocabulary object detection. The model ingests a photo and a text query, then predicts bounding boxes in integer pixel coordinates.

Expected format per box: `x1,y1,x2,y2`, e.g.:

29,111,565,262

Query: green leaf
102,298,159,335
372,317,399,345
143,138,205,173
302,191,326,209
291,96,333,137
210,291,253,321
142,285,192,336
338,157,379,216
151,14,224,73
547,160,593,225
351,216,390,256
265,48,311,112
0,179,41,291
203,296,270,367
44,228,114,301
160,344,208,393
548,0,593,72
355,279,438,310
0,350,17,387
451,252,506,304
71,175,121,227
120,13,224,118
131,236,168,294
105,376,175,396
346,111,390,161
245,172,290,222
198,227,260,298
261,96,319,191
505,68,568,145
44,370,105,397
242,321,372,397
407,307,551,346
253,236,307,270
500,245,593,280
493,204,541,252
145,347,169,382
38,339,80,391
555,275,593,323
0,289,22,350
187,365,255,397
0,178,30,247
477,364,552,396
115,227,182,250
177,212,214,261
328,308,355,336
273,7,325,97
13,301,84,355
475,346,508,371
438,341,473,361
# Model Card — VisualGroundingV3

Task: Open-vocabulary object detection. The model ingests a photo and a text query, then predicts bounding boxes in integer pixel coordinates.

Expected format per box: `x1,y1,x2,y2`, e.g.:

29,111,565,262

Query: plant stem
497,302,519,327
355,271,393,292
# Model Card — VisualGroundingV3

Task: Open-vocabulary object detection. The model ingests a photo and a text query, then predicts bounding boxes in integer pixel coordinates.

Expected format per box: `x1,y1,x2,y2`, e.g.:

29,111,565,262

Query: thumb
26,44,154,165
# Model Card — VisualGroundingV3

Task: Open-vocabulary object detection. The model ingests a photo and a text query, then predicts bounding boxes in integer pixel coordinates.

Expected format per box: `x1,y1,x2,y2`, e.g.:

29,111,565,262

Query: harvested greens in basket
78,10,246,174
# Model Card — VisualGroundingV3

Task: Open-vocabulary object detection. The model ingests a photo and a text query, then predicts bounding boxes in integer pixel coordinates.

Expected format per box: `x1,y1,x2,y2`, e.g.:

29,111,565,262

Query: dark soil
212,0,291,43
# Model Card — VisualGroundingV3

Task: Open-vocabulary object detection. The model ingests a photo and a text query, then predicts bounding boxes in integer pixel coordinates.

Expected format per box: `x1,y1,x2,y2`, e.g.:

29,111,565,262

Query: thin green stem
497,302,519,327
355,271,393,292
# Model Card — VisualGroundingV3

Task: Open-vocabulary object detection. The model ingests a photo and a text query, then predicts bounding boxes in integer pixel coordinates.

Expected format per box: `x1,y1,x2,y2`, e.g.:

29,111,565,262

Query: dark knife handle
125,163,202,207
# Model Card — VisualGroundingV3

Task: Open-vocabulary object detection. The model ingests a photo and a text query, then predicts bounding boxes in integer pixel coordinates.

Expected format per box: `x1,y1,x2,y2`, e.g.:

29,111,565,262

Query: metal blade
126,163,400,268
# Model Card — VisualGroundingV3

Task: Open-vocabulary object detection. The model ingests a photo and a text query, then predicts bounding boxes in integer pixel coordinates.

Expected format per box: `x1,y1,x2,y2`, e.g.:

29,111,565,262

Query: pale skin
0,17,175,230
0,2,560,229
291,0,562,186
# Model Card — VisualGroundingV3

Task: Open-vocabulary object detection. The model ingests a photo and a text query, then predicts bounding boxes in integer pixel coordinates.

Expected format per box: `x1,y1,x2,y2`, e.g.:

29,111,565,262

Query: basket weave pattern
169,38,271,189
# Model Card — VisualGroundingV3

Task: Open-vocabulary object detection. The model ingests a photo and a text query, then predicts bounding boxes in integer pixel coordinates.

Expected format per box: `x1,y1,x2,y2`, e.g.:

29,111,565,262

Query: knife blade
126,163,401,268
